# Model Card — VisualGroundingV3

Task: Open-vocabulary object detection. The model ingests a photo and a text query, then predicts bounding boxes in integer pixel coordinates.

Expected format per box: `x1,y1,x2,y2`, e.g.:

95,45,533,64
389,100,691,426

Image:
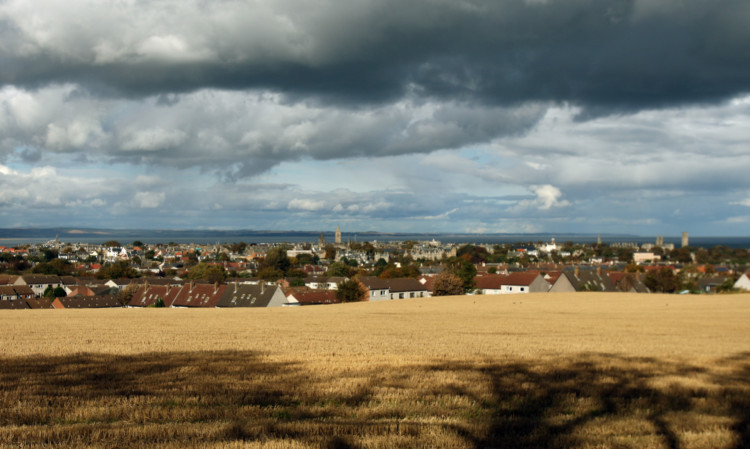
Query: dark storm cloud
1,0,749,111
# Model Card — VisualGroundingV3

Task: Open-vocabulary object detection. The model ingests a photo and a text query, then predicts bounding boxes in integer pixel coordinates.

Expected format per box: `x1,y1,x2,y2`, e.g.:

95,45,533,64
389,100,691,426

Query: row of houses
128,281,297,308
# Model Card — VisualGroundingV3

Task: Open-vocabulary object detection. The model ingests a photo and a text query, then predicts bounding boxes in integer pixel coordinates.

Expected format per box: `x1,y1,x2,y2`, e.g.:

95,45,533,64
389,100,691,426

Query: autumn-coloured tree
432,272,465,296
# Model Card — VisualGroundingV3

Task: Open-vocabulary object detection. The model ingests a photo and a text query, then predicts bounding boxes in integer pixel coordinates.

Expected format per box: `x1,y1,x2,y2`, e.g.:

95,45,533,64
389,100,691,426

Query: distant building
633,252,660,264
335,226,342,244
682,232,689,248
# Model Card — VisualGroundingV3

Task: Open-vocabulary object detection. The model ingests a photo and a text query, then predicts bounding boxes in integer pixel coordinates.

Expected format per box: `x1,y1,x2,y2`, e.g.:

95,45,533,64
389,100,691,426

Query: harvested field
1,293,749,448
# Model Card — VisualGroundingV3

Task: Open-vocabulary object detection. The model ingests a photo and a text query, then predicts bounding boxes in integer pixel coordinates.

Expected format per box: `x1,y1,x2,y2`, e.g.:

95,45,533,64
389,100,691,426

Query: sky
1,0,749,236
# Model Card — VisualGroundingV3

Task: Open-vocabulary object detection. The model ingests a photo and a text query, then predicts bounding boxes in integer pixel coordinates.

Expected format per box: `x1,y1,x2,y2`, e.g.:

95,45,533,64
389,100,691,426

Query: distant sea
1,228,749,249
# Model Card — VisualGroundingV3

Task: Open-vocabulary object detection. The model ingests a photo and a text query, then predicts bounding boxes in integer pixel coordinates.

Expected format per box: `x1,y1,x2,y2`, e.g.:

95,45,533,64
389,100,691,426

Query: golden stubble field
1,293,749,449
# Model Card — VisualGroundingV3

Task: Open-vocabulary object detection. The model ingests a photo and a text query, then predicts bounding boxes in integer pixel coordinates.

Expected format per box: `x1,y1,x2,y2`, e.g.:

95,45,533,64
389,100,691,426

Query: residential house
304,276,347,290
217,283,297,307
129,284,175,307
357,276,429,301
52,295,122,309
386,278,430,299
734,273,750,291
13,275,63,298
172,282,227,308
25,298,55,309
549,267,617,293
0,285,35,301
697,276,731,294
285,288,339,306
475,273,549,295
105,278,135,291
607,272,650,293
0,300,28,310
358,277,391,301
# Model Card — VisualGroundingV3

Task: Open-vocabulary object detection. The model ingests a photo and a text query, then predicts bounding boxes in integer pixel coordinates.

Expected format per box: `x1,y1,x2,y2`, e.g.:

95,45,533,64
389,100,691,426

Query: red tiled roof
290,289,339,305
172,283,227,307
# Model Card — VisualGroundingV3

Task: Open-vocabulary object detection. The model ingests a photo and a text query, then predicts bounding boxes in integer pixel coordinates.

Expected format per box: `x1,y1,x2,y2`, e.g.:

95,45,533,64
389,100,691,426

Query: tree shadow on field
427,352,750,449
0,350,749,448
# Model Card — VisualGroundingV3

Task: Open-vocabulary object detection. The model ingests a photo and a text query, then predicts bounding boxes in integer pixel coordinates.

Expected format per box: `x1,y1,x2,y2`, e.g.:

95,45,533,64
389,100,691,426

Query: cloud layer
0,0,749,235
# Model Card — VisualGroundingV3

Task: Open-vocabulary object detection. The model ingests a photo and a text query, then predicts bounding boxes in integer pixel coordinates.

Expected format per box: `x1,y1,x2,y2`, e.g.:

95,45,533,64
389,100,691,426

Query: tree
644,268,679,293
263,247,291,275
449,259,477,292
324,245,336,260
229,242,248,254
132,241,144,248
432,272,465,296
456,245,490,264
289,278,306,287
257,267,284,281
295,253,316,266
717,278,737,293
187,263,227,284
118,284,139,306
336,279,367,303
32,258,73,276
103,240,122,248
327,261,355,278
97,260,140,279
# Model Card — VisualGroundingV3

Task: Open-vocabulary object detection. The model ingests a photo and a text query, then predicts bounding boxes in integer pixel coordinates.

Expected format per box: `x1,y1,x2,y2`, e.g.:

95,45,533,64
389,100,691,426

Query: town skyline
1,1,749,235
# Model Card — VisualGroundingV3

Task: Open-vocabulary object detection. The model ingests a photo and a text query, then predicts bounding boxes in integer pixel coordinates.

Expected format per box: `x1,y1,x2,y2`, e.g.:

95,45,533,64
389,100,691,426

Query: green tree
432,272,465,296
103,240,122,248
52,286,67,298
449,259,477,292
263,247,291,275
289,278,306,287
336,279,366,303
373,258,388,276
97,260,140,279
32,258,73,275
717,278,737,293
295,253,316,266
257,267,284,281
456,245,489,264
132,241,144,247
327,261,355,278
188,263,227,284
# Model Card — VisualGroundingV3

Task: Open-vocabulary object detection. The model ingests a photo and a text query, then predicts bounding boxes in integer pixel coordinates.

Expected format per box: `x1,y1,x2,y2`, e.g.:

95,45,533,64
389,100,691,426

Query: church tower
335,226,342,245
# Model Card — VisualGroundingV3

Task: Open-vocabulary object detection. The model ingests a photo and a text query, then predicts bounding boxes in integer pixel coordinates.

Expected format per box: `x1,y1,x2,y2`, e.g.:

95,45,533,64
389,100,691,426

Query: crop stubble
1,293,749,448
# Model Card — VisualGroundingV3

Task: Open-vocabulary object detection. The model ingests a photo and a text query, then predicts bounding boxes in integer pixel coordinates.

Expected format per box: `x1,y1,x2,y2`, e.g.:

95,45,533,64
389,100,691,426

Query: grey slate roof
562,271,617,292
217,284,280,307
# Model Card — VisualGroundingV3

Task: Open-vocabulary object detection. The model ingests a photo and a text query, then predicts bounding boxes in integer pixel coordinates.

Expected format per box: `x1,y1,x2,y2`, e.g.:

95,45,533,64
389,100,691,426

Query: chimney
574,266,580,278
189,280,195,291
214,281,219,293
596,265,602,276
261,282,265,294
234,282,238,293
